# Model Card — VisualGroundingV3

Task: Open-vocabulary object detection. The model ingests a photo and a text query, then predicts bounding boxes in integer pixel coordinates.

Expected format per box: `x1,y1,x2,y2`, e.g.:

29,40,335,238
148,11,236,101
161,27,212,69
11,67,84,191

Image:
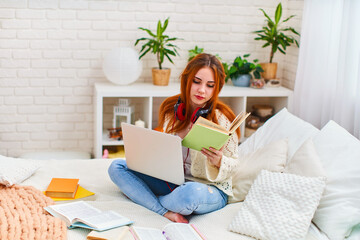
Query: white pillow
285,138,326,177
229,139,288,203
228,170,326,240
312,121,360,240
239,108,319,160
0,155,40,187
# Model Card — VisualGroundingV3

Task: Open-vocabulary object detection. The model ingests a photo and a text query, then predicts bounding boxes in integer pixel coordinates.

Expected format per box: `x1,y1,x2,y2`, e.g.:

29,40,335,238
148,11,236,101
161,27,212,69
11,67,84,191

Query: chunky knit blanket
0,185,66,240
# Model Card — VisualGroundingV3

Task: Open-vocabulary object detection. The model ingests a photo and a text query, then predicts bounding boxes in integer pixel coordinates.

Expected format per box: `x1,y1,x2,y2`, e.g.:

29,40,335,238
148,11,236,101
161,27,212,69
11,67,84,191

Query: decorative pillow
0,155,40,187
239,108,319,160
229,138,288,203
285,138,326,177
228,170,326,240
312,121,360,240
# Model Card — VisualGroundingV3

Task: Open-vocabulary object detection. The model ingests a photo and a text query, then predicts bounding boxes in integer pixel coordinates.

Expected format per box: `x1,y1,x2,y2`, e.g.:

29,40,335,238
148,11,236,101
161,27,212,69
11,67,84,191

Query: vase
232,74,251,87
260,63,277,80
152,68,171,86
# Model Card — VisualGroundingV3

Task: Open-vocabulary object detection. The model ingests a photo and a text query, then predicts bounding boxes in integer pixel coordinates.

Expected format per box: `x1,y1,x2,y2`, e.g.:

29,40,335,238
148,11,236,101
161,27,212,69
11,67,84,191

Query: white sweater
164,109,240,203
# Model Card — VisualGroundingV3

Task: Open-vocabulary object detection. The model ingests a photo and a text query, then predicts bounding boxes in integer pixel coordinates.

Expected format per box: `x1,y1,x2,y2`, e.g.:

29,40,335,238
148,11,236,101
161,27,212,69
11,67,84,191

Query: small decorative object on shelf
252,104,274,122
250,78,265,89
135,119,145,128
112,99,134,129
265,78,282,87
108,128,122,140
245,115,261,138
102,47,142,85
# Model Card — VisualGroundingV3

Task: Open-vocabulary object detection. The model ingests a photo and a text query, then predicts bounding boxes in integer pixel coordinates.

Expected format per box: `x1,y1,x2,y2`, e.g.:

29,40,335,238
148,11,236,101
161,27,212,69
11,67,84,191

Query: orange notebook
45,178,79,198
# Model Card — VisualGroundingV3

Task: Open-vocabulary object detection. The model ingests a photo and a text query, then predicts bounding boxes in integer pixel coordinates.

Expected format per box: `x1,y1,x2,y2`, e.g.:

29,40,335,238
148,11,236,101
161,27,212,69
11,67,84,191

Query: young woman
108,53,240,223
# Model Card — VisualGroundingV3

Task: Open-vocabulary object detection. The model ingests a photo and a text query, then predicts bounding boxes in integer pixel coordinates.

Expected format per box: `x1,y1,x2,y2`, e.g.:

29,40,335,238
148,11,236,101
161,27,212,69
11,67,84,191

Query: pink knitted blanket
0,185,67,240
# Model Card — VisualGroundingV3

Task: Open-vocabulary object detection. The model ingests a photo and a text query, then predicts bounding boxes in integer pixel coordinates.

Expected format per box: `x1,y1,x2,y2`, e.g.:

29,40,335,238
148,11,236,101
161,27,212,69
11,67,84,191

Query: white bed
21,158,329,240
6,108,359,240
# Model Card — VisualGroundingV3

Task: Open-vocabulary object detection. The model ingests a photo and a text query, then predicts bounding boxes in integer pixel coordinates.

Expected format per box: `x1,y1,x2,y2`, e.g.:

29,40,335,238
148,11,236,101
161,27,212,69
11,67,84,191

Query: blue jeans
108,159,228,216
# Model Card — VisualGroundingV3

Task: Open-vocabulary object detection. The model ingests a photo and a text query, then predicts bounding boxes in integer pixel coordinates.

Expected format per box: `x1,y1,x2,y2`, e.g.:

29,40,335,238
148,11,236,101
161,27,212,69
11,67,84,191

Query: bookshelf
94,82,293,158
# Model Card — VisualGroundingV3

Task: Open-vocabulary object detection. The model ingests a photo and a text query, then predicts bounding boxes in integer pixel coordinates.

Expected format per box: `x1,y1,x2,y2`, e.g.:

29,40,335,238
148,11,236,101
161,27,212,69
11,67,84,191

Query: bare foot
164,211,189,223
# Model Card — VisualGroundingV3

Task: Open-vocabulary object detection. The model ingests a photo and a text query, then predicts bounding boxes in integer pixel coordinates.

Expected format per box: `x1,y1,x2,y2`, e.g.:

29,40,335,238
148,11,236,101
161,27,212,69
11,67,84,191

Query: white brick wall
0,0,303,157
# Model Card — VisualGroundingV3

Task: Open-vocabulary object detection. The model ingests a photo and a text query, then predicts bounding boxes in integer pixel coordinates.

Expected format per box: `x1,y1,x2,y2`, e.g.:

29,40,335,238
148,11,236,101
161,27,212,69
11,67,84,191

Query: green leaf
289,27,300,36
255,66,264,72
275,3,282,25
139,27,156,38
253,71,261,79
259,8,274,25
156,20,161,37
162,18,169,32
243,54,250,58
165,53,174,64
278,47,286,54
262,42,270,48
282,15,296,23
139,48,151,59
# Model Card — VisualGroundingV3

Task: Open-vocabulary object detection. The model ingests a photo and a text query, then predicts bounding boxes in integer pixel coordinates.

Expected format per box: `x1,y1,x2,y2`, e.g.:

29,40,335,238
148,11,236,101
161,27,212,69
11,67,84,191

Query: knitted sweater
164,109,240,203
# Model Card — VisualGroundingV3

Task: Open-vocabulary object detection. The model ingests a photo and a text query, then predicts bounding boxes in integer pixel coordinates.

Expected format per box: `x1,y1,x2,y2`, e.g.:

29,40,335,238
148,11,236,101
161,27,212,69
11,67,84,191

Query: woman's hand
201,146,224,168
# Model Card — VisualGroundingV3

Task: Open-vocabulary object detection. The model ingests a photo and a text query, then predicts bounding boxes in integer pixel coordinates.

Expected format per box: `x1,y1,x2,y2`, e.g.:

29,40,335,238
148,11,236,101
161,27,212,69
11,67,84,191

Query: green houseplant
188,46,204,62
228,54,263,87
253,2,300,80
187,46,230,82
135,18,181,86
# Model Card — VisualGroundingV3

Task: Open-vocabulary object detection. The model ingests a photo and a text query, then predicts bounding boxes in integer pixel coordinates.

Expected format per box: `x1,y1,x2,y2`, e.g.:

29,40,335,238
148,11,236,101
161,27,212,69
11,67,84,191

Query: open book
133,223,206,240
182,111,250,151
44,201,133,231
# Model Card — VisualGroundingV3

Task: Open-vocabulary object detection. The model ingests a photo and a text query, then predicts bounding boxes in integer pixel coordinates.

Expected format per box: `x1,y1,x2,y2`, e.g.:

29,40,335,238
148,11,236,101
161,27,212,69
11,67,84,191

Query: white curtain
294,0,360,139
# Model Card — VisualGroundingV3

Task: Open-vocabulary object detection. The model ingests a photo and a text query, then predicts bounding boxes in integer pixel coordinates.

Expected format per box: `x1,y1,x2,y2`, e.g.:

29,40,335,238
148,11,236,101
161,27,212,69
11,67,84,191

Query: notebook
121,123,185,185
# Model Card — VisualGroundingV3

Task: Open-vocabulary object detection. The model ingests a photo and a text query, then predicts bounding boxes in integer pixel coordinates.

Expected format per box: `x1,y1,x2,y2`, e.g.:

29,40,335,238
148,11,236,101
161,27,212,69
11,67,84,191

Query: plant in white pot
228,54,263,87
135,18,181,86
253,2,300,80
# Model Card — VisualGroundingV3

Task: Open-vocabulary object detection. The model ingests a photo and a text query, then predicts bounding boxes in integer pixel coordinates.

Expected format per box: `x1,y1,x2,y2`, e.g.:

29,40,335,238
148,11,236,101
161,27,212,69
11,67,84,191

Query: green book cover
181,124,230,151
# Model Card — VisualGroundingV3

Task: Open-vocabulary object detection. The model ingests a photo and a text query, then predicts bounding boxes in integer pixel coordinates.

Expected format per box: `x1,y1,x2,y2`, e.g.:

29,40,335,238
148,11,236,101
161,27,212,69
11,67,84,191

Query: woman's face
189,67,215,110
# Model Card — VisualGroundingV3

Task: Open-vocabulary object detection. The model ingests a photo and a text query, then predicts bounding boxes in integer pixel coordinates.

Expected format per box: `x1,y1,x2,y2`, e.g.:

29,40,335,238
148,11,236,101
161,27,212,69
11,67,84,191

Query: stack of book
45,178,94,201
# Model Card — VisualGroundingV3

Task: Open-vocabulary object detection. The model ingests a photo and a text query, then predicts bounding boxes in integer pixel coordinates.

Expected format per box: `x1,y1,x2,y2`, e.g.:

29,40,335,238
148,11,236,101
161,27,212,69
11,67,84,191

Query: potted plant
253,2,300,80
228,54,264,87
135,18,181,86
188,45,204,62
188,46,230,83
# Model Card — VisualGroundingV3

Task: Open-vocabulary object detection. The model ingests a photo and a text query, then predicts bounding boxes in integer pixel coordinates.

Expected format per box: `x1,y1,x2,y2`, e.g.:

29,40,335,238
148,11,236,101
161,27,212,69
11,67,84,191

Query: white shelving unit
94,82,293,158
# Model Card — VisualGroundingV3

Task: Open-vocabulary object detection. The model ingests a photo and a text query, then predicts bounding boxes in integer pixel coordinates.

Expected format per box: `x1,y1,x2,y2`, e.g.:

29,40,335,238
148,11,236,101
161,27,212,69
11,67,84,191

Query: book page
195,117,227,133
162,223,204,240
78,211,132,230
48,201,101,223
229,112,250,134
132,227,166,240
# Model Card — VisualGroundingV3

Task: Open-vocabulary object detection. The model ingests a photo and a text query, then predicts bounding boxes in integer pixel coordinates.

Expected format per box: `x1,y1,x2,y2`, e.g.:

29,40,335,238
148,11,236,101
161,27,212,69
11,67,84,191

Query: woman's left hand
201,146,224,168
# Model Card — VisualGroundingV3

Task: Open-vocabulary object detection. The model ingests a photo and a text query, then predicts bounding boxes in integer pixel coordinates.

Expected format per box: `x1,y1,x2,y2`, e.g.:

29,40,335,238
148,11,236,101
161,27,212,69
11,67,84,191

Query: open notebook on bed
121,123,185,185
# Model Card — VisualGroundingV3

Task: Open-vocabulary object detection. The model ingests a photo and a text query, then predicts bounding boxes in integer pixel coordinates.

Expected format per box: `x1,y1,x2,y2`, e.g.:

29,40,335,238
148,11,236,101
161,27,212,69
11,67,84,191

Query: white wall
0,0,303,157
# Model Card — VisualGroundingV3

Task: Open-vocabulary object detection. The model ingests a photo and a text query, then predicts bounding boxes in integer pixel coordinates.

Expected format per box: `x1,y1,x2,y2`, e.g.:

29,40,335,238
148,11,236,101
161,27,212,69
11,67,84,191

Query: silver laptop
121,122,185,185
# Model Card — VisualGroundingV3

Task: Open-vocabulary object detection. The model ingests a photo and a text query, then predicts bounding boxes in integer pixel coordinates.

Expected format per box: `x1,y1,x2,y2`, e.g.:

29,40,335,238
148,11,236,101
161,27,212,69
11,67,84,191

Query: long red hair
158,53,240,139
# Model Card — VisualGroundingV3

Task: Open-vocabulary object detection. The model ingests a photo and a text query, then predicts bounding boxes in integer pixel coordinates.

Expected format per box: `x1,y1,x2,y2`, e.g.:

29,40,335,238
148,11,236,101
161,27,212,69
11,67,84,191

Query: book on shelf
132,223,206,240
182,111,251,151
87,226,135,240
44,201,133,231
45,178,79,198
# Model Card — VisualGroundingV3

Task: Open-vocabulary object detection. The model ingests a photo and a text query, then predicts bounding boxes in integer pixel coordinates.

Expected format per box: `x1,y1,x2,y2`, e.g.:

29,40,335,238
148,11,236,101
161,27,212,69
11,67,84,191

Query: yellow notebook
44,185,95,201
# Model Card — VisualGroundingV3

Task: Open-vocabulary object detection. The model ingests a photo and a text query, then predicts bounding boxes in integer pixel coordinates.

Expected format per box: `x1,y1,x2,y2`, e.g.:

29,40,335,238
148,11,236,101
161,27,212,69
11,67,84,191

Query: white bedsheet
21,158,329,240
